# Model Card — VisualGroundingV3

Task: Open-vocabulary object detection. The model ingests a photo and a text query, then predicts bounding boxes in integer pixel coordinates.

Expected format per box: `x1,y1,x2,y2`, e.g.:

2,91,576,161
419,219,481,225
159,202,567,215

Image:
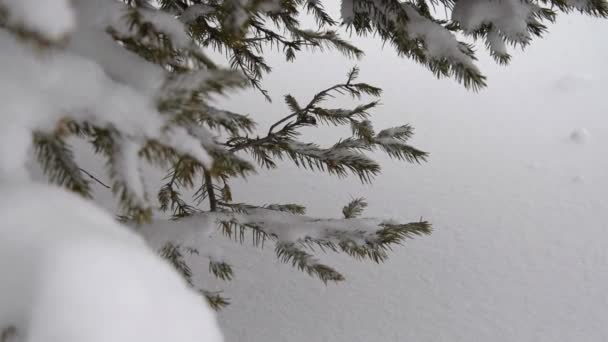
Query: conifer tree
0,0,605,311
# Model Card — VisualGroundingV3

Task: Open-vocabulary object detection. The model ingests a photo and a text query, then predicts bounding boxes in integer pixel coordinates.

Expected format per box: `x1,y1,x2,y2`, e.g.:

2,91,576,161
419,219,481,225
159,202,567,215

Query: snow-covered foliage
0,0,237,339
0,0,606,340
340,0,607,85
143,207,429,282
0,0,237,217
1,0,75,40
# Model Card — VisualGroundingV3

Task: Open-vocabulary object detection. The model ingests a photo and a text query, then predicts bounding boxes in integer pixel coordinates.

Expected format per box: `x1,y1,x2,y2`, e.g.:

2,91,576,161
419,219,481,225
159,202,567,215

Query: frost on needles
0,0,606,324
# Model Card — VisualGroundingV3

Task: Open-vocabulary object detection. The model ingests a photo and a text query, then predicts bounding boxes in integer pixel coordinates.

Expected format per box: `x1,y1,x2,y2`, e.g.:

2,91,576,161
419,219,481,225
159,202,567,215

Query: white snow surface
452,0,537,42
72,0,191,49
340,0,479,70
0,0,75,40
179,4,215,23
138,7,192,48
0,183,223,342
403,4,478,70
0,29,161,178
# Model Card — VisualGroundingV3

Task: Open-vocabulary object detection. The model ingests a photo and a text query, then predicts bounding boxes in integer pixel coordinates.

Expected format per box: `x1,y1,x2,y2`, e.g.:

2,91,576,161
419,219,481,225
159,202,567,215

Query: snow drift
0,183,222,342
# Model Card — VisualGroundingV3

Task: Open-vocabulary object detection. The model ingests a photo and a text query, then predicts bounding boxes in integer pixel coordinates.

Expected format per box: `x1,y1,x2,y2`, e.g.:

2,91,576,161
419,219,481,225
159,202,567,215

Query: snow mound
0,183,222,342
0,0,75,40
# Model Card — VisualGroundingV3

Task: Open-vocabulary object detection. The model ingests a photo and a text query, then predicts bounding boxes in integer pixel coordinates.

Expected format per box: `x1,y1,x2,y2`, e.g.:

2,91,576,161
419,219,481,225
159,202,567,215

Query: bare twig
203,169,218,212
78,168,110,189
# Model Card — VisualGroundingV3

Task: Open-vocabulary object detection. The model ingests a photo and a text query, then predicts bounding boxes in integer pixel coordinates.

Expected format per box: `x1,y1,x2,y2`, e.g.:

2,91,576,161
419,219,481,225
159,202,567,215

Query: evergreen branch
275,242,344,283
229,68,382,155
207,150,256,178
229,46,272,101
282,140,381,183
203,168,218,212
199,105,256,136
33,133,92,198
351,120,376,142
158,157,204,218
304,0,337,26
287,28,364,59
158,183,199,218
218,176,233,203
373,125,429,163
264,203,306,215
219,218,271,247
342,198,368,219
213,207,431,269
7,0,605,314
266,112,300,136
201,290,230,310
209,260,234,281
160,242,194,286
284,94,302,113
107,134,152,224
311,101,377,126
335,221,432,263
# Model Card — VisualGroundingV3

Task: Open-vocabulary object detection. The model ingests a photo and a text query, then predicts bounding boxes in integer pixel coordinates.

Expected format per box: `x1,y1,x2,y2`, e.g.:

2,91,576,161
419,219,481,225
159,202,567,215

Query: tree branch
230,82,356,153
203,168,218,212
78,168,110,189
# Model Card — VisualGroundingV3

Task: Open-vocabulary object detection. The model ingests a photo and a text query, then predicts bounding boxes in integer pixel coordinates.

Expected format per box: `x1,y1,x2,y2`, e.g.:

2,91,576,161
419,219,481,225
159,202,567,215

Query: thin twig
267,113,298,135
203,169,218,212
168,158,184,188
78,168,110,189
